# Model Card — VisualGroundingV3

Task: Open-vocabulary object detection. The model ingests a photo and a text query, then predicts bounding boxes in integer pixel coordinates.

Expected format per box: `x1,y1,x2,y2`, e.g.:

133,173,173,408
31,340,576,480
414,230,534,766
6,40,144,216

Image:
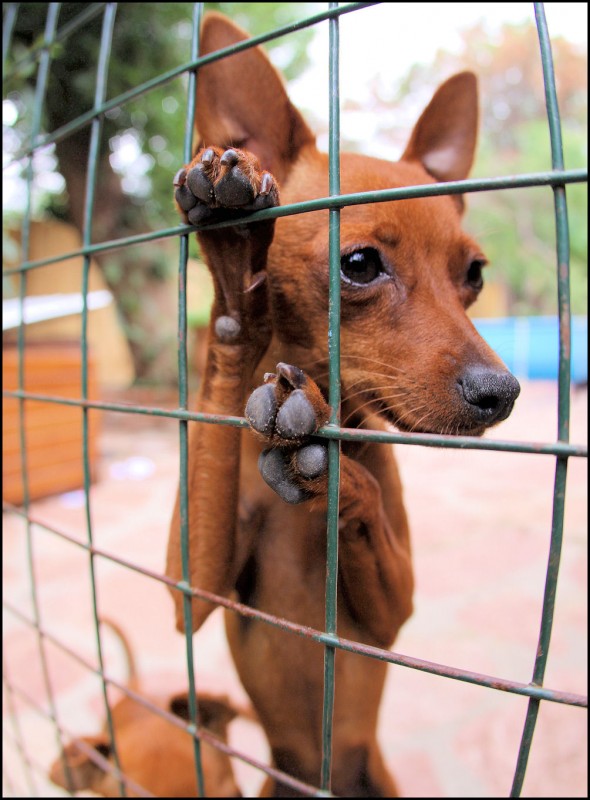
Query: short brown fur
49,620,242,797
167,13,519,797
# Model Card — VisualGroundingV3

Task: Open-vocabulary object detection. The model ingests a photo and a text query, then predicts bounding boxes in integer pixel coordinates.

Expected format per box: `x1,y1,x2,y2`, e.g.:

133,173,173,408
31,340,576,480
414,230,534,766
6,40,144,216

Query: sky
286,2,588,156
3,2,587,212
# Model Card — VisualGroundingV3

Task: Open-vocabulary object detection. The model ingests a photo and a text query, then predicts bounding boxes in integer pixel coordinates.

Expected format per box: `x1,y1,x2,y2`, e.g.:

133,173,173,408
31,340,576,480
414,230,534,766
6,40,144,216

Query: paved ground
3,380,587,797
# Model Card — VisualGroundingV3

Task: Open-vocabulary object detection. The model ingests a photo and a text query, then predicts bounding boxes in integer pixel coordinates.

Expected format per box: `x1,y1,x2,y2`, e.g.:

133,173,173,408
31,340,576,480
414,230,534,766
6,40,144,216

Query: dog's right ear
170,691,238,733
195,12,315,184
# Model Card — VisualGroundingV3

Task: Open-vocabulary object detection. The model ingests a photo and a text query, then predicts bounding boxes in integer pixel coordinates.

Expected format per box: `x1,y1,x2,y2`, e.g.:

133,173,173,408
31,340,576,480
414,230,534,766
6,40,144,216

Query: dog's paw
245,364,330,504
174,146,279,226
257,443,328,505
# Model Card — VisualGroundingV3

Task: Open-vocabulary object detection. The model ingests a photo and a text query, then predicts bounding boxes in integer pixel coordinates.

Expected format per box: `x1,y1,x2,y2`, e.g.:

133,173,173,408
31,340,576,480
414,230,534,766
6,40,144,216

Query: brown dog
167,12,520,797
49,619,242,797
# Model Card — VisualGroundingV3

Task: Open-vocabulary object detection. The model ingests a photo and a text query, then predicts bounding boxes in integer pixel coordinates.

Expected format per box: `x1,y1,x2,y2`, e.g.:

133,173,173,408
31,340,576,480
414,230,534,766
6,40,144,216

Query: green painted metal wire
2,2,588,797
176,3,207,796
4,553,587,711
4,389,587,458
4,167,587,278
5,2,377,165
12,4,77,795
2,3,106,85
12,384,590,436
3,657,38,796
78,4,127,797
320,6,342,792
509,4,576,797
2,3,19,77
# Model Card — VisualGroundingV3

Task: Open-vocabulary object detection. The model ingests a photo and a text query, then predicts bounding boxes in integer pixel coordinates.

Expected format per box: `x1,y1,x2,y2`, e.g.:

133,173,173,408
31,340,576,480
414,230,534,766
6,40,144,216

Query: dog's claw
220,148,240,167
174,168,198,211
201,148,215,165
260,173,273,196
244,271,267,294
277,363,306,390
173,168,187,187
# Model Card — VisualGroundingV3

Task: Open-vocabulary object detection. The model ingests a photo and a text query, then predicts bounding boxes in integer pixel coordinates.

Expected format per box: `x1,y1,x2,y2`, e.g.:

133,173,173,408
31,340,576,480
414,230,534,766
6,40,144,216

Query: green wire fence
2,2,588,798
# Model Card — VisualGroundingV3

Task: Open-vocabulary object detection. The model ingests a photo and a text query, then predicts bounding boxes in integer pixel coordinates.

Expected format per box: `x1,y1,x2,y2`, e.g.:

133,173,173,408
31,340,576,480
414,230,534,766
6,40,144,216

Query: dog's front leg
246,364,414,646
167,146,278,632
333,449,414,645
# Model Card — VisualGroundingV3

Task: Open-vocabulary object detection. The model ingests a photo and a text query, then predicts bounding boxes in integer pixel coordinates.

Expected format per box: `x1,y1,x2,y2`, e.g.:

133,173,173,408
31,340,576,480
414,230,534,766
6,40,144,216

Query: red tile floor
3,380,587,797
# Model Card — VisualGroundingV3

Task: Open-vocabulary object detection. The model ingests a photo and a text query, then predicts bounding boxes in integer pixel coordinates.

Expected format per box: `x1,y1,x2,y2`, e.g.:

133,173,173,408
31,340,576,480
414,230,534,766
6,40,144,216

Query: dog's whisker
340,389,417,427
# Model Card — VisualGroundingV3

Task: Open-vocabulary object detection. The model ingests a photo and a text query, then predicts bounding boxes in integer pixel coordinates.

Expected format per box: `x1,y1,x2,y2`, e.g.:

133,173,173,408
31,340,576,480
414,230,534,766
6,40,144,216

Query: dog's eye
466,258,485,291
341,248,385,285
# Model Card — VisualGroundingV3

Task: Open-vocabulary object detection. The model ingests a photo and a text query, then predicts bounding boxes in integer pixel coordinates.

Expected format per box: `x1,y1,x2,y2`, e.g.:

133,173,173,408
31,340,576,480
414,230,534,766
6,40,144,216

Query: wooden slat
2,342,101,505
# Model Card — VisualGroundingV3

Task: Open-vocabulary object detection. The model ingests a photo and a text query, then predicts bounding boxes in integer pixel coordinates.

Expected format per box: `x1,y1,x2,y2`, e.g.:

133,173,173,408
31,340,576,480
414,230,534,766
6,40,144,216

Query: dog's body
49,619,242,797
167,13,520,797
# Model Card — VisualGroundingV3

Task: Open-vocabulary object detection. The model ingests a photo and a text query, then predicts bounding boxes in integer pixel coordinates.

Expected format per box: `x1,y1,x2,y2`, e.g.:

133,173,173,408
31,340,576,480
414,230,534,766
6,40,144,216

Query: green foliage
5,6,586,381
208,2,317,80
468,112,587,317
4,3,316,381
388,20,588,317
5,2,316,228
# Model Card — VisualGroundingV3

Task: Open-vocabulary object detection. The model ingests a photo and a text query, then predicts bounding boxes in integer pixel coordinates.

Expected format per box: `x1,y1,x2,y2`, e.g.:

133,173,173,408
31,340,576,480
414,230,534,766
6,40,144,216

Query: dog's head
49,692,241,797
196,12,520,436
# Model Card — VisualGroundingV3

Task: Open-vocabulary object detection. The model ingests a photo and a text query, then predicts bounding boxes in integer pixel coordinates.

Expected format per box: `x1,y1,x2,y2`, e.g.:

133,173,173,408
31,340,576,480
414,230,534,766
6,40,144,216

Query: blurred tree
365,21,588,316
4,2,316,382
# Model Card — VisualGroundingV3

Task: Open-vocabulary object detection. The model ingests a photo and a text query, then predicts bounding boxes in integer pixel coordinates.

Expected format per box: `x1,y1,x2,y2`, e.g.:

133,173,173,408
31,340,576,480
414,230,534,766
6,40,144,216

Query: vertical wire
14,4,75,795
320,2,341,793
2,7,36,796
78,4,127,796
3,658,37,796
2,3,19,76
510,4,573,796
177,3,206,796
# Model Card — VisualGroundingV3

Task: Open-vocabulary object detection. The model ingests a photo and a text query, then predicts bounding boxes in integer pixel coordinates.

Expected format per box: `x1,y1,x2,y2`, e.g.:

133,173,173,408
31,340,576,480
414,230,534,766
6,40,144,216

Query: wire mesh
2,2,588,798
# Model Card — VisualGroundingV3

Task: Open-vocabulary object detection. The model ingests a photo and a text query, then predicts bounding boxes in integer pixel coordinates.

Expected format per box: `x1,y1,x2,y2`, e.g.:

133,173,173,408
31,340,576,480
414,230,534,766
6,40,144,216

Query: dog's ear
49,736,111,791
170,691,238,733
169,691,190,721
195,12,315,184
198,694,239,733
401,71,479,201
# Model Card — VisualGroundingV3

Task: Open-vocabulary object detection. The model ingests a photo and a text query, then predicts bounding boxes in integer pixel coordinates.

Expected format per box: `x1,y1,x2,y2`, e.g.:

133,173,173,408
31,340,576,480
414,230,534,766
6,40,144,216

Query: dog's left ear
401,71,478,205
194,12,315,184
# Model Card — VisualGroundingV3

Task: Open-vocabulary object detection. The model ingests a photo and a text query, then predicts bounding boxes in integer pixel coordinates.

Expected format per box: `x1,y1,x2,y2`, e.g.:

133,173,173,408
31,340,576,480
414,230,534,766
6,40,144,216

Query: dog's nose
458,365,521,425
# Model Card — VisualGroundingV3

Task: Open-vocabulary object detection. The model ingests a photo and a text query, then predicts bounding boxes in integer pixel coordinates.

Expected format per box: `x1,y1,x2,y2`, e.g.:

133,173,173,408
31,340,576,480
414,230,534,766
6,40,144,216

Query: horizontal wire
2,389,587,457
2,603,331,798
3,168,587,276
3,511,586,710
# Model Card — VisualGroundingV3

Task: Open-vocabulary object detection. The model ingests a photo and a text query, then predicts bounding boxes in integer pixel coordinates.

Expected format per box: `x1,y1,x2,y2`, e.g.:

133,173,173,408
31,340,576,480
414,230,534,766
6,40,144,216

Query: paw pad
186,163,215,204
245,384,278,436
173,147,279,227
275,390,317,439
295,443,328,479
258,448,311,505
214,315,241,343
